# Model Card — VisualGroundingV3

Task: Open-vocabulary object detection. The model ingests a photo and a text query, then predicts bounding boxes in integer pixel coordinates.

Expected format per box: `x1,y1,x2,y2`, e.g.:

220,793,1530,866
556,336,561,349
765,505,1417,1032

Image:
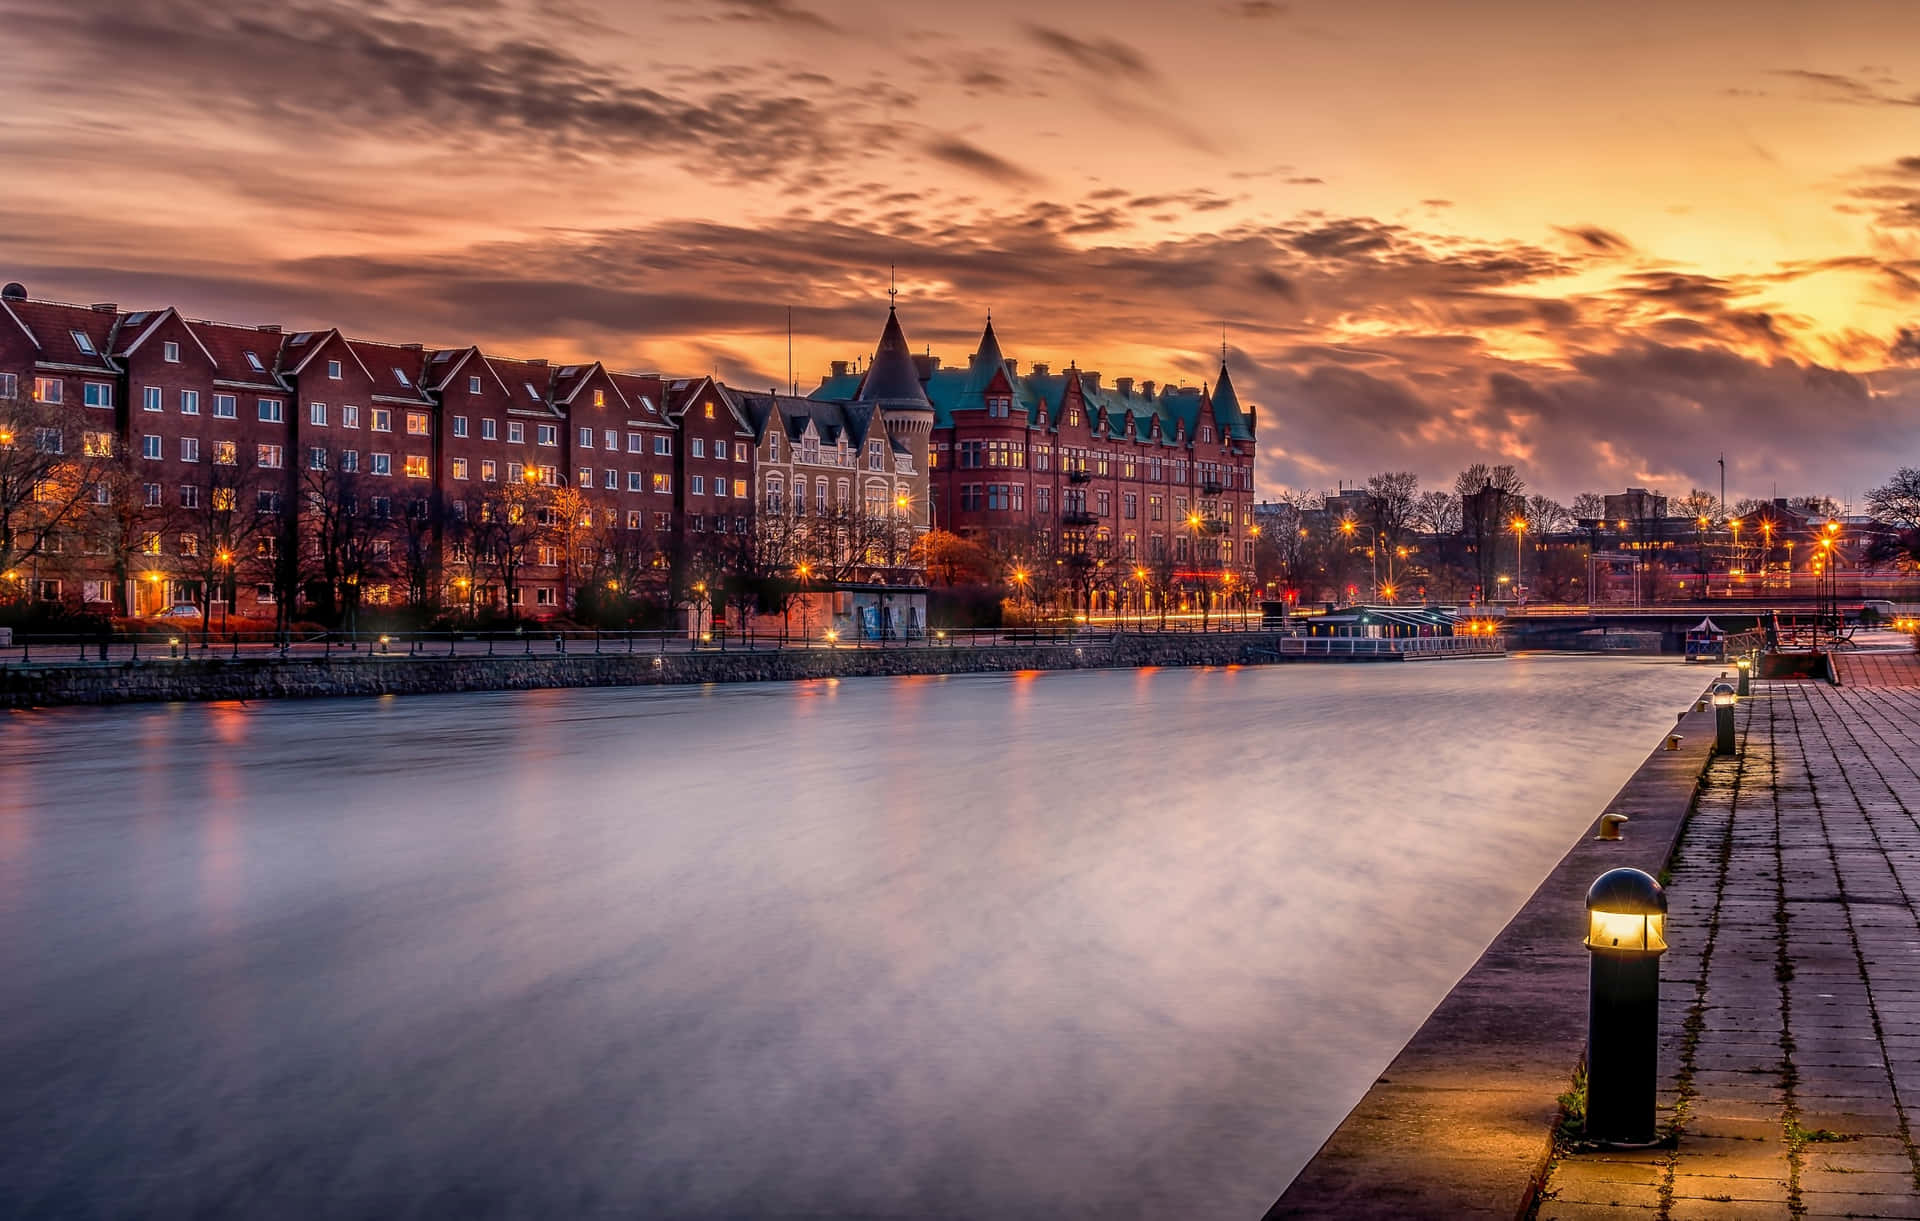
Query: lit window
704,401,714,419
652,472,671,493
82,430,113,457
258,444,283,469
404,455,429,478
213,440,237,465
593,388,605,408
34,378,62,404
452,457,468,480
371,408,391,432
481,459,496,482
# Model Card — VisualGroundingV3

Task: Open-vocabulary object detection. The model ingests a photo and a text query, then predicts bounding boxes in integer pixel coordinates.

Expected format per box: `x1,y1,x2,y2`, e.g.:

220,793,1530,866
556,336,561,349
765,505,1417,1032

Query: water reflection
0,656,1705,1218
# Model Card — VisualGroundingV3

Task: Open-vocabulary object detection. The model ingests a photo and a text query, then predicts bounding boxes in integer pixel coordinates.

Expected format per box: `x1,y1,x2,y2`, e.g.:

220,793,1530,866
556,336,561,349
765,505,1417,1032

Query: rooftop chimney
830,360,850,377
911,353,939,378
1004,358,1018,377
1141,380,1156,398
1031,361,1050,377
401,343,422,352
89,302,118,313
1115,377,1134,396
1082,371,1101,389
527,358,547,368
256,324,281,333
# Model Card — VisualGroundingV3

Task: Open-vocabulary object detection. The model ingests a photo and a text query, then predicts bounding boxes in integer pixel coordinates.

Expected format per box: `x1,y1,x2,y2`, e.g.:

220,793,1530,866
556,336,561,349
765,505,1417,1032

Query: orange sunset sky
4,0,1920,502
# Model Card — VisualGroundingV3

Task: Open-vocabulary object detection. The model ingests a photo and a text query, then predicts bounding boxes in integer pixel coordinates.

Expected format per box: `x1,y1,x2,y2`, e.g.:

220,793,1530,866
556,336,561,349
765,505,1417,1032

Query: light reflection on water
0,655,1707,1218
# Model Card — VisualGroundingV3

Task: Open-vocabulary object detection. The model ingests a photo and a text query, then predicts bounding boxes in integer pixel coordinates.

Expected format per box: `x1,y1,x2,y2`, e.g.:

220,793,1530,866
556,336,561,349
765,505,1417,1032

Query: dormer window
1201,426,1213,443
245,351,265,372
469,376,482,395
71,330,96,355
163,341,181,363
327,359,342,379
524,381,539,400
394,368,410,387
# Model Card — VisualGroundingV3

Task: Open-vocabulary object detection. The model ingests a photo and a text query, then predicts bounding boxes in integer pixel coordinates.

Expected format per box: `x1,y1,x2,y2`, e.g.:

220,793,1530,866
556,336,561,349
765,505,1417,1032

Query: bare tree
1413,489,1462,535
1569,492,1608,522
302,464,398,629
1525,494,1573,535
1867,469,1920,530
181,447,273,640
91,452,179,616
1676,487,1718,523
470,477,550,616
0,391,116,590
1366,471,1420,550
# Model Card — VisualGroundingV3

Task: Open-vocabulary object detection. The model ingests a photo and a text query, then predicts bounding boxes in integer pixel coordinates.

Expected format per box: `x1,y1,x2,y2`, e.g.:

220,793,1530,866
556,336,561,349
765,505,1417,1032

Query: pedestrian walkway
1833,650,1920,689
1540,683,1920,1220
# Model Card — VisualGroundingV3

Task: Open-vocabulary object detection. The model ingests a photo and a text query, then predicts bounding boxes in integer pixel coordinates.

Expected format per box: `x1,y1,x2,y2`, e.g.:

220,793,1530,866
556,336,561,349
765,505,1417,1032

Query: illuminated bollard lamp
1584,867,1668,1145
1712,681,1737,755
1736,656,1752,697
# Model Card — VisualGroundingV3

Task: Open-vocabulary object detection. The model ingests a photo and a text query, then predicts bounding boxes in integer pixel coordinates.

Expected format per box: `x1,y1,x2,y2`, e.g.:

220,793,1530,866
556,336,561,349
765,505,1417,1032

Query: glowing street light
1583,867,1669,1145
1712,681,1737,754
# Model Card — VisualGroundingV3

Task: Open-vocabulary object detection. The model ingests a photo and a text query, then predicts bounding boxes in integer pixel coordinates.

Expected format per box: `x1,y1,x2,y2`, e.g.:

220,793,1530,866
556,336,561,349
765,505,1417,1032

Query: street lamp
1510,517,1527,602
1584,867,1669,1146
1339,518,1379,602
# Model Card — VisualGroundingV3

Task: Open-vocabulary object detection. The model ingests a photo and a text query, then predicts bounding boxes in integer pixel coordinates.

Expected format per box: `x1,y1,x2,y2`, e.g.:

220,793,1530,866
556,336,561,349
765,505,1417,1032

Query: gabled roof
193,319,292,390
854,307,932,409
4,298,120,371
423,346,512,397
735,389,884,451
280,328,376,381
552,360,631,412
346,338,435,405
481,355,559,414
605,371,667,424
112,307,219,369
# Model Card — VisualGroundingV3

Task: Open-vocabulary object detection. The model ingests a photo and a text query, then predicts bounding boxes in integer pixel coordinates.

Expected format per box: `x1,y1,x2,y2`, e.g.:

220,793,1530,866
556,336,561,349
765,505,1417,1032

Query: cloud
1768,68,1920,108
925,138,1044,187
1553,225,1632,254
1225,0,1289,16
1022,25,1156,77
709,0,839,31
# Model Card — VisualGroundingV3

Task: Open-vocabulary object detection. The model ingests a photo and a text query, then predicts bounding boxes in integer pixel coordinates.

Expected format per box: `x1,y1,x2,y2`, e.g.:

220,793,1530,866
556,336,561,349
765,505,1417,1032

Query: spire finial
1221,322,1228,366
888,264,897,307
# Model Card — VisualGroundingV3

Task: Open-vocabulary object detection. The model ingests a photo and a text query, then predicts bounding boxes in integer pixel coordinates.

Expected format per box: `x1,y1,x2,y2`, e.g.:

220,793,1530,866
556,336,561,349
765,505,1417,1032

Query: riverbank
1270,680,1721,1218
0,630,1505,708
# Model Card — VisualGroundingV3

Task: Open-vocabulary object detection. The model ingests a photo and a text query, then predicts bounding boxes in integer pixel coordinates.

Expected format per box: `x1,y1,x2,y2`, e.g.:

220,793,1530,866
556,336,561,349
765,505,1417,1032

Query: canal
0,655,1709,1218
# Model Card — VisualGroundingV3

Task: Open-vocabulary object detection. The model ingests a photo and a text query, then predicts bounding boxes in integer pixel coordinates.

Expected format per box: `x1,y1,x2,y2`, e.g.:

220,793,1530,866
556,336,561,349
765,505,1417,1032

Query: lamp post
1511,517,1528,603
1736,656,1752,697
1712,681,1736,754
1584,867,1669,1146
1339,518,1378,602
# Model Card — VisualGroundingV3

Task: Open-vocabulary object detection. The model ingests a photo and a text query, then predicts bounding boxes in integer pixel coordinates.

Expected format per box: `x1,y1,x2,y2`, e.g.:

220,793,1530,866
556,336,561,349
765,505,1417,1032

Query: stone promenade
1540,682,1920,1220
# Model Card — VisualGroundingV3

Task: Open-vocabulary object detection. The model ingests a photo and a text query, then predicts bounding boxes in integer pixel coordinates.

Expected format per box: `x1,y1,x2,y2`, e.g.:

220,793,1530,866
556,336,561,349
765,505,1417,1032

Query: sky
3,0,1919,505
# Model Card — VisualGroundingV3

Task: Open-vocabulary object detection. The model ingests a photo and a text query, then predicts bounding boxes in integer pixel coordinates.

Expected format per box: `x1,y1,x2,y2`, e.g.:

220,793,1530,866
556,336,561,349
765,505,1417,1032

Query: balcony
1197,516,1230,535
1066,469,1093,484
1201,480,1224,496
1062,510,1098,527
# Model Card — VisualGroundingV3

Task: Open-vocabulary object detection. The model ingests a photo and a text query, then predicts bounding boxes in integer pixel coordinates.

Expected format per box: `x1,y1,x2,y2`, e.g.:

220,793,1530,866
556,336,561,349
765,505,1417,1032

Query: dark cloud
708,0,839,32
1022,25,1155,77
1553,225,1632,254
1769,68,1920,108
1225,0,1289,16
8,0,899,186
924,138,1044,187
1892,327,1920,363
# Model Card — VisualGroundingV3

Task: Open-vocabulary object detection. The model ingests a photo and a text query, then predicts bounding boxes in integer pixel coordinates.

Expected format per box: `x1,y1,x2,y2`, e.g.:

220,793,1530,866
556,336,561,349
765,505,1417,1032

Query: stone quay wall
0,631,1422,708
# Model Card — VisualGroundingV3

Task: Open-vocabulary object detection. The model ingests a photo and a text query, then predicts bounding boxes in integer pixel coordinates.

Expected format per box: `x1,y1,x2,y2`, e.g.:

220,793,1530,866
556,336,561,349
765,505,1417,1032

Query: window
371,453,391,476
691,438,705,459
371,496,391,520
258,444,283,469
180,485,199,509
654,435,671,455
536,424,557,447
627,510,642,530
371,408,391,433
603,469,617,490
958,440,983,468
214,394,240,419
961,484,983,512
212,488,234,512
732,479,746,499
736,442,748,463
327,359,342,379
309,447,328,471
579,426,594,448
469,375,482,395
180,390,199,415
255,397,279,422
868,440,883,471
652,473,671,494
592,388,605,408
1124,492,1138,520
33,377,61,404
246,350,266,373
340,450,360,473
690,514,704,532
536,587,556,607
393,368,410,388
34,427,62,454
624,432,641,453
1037,486,1051,515
704,401,715,419
1097,491,1111,517
0,373,13,399
480,459,496,482
141,435,162,460
139,385,164,413
180,437,200,463
653,512,671,530
501,421,522,445
310,402,327,426
452,415,468,438
82,430,113,457
577,468,592,488
538,465,556,486
768,433,781,462
507,461,523,483
481,418,497,440
83,381,112,408
163,341,181,363
604,430,617,450
406,412,429,436
452,457,468,480
179,533,200,557
342,405,359,429
691,475,705,496
1150,494,1164,522
627,472,643,492
213,440,237,465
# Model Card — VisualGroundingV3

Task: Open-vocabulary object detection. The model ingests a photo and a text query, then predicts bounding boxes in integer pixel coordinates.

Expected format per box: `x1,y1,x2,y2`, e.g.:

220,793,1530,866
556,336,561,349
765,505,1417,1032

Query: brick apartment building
809,313,1259,598
1,282,1258,624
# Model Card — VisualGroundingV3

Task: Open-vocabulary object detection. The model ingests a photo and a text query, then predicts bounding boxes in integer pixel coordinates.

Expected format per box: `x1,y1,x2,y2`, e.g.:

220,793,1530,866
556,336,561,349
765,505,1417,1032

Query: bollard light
1711,681,1736,755
1736,657,1751,697
168,636,180,659
378,634,391,654
1584,867,1668,1145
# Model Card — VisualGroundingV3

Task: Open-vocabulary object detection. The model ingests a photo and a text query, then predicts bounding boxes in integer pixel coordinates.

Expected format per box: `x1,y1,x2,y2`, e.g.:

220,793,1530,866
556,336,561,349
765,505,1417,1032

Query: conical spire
857,305,930,407
962,314,1008,399
1212,360,1241,417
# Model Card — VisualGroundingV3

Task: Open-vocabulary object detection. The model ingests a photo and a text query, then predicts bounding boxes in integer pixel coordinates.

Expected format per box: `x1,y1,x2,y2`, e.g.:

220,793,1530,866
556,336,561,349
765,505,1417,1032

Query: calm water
0,656,1708,1219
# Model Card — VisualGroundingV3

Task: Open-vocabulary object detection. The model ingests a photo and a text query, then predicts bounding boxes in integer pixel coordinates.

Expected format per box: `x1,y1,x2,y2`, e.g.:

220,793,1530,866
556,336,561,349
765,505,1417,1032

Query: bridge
1494,604,1858,653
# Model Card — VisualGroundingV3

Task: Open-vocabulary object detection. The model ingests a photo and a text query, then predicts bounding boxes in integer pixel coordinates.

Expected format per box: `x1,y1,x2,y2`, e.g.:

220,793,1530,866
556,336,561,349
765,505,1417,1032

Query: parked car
155,603,203,619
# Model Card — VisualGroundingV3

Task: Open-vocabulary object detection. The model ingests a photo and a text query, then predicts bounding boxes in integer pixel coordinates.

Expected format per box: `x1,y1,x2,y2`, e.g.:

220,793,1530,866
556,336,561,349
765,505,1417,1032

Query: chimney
401,343,422,352
1031,361,1050,377
830,360,850,377
256,324,281,333
1082,371,1101,389
1141,380,1156,398
89,302,118,313
1115,377,1134,396
1004,358,1018,377
911,353,938,378
527,358,547,368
